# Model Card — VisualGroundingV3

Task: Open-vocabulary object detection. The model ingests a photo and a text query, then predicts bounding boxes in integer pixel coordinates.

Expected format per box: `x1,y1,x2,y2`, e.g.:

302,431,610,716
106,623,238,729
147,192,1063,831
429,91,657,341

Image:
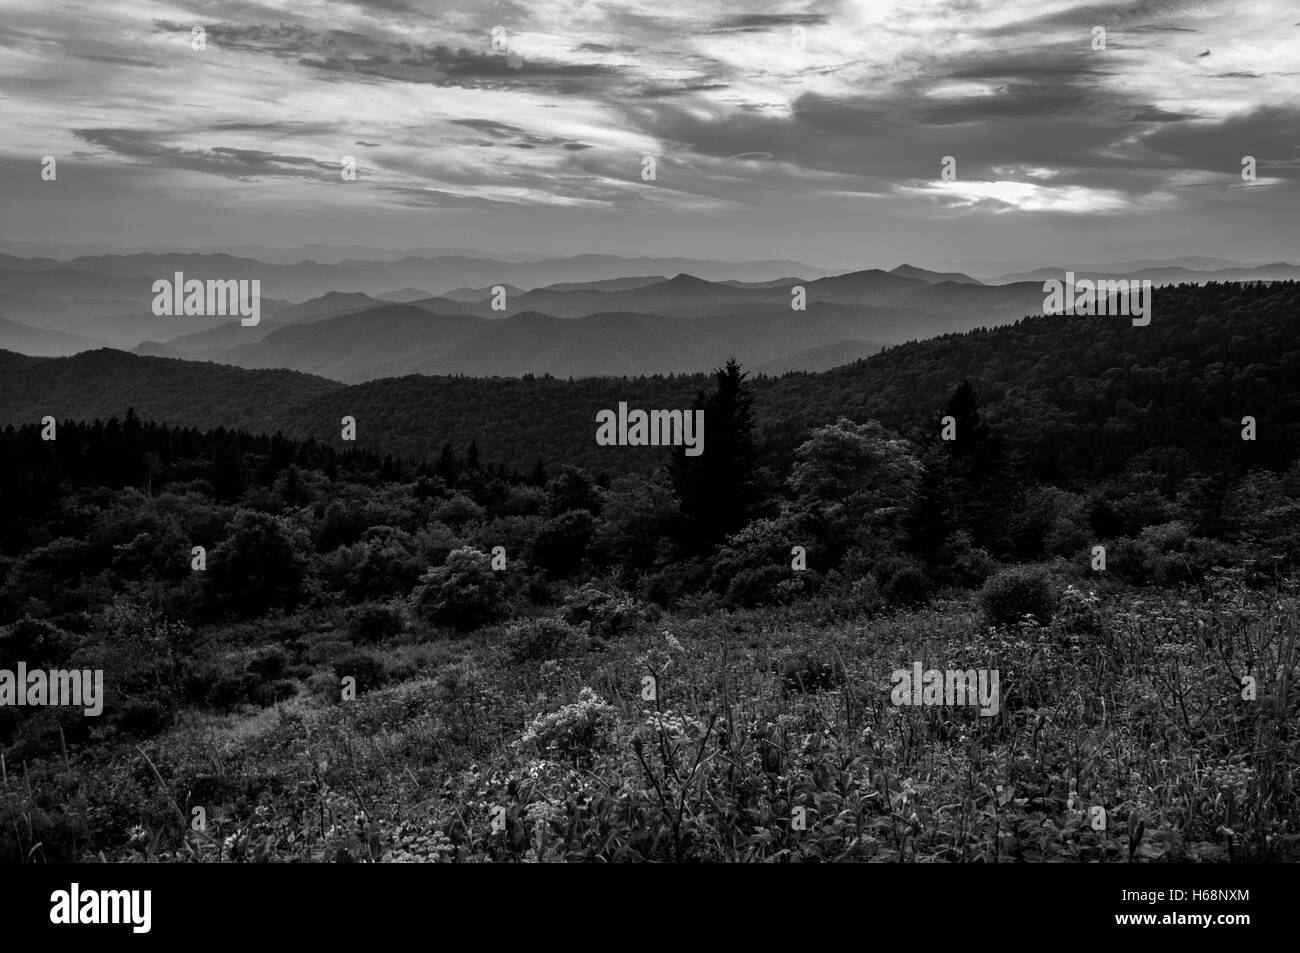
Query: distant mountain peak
889,264,984,285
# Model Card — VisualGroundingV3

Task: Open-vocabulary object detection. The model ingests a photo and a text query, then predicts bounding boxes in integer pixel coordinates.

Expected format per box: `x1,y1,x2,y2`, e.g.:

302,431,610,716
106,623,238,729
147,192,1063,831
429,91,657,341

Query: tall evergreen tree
434,442,459,487
669,359,768,554
939,380,1015,556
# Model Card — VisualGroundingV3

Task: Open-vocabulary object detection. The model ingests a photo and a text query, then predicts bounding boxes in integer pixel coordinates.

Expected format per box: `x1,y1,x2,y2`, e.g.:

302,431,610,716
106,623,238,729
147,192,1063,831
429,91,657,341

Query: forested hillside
4,281,1296,481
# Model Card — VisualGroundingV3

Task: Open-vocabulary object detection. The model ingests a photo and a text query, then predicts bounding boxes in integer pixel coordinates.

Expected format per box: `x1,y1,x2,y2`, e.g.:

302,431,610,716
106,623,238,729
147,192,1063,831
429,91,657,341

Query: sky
1,0,1298,268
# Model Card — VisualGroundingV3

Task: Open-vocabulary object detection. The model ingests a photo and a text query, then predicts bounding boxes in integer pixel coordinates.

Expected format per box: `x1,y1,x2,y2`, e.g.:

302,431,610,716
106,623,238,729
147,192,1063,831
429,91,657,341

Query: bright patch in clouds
903,180,1133,213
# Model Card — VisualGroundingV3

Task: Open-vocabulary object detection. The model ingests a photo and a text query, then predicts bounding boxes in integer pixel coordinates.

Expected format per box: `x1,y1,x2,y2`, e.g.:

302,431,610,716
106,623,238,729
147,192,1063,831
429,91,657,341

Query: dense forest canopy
2,281,1295,484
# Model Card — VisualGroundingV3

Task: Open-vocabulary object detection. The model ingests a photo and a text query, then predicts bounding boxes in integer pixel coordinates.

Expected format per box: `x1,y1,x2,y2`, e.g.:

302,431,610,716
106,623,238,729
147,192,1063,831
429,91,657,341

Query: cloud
72,128,344,180
0,0,1296,256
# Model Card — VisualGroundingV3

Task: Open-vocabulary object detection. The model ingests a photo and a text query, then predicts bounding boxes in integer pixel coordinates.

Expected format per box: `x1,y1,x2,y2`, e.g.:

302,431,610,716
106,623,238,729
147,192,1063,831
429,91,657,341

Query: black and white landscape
0,0,1298,880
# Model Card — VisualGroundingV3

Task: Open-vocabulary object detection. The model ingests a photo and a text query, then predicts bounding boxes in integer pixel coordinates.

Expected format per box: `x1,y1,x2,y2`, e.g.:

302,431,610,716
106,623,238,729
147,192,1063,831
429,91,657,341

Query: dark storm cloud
1142,105,1300,177
72,128,343,180
996,0,1204,35
611,75,1215,193
451,119,527,136
707,13,828,33
641,82,731,97
574,42,634,54
915,81,1104,123
450,119,590,151
212,121,340,134
153,18,624,93
1129,106,1197,122
79,53,167,69
943,58,1115,81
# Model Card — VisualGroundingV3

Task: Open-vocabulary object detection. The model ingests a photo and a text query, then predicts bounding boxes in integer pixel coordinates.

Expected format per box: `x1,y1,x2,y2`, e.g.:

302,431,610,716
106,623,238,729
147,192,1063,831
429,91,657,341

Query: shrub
878,557,933,607
332,649,387,693
504,617,584,663
709,516,814,608
934,531,997,588
517,687,617,764
266,679,298,703
773,648,841,694
0,617,72,667
639,562,709,609
532,510,595,578
111,697,174,737
979,566,1057,627
1057,584,1102,636
206,672,265,710
0,706,20,744
561,583,643,641
409,547,506,632
307,671,343,704
329,528,427,600
246,647,288,680
206,511,310,618
349,602,404,643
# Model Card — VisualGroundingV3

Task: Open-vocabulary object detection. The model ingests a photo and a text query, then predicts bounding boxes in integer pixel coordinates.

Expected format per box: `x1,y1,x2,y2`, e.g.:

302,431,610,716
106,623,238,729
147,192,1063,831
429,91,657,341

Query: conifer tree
669,359,768,554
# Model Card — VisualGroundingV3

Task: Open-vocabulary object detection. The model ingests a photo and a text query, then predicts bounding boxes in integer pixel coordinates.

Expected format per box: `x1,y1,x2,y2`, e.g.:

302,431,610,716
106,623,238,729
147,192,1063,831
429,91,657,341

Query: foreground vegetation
3,565,1296,863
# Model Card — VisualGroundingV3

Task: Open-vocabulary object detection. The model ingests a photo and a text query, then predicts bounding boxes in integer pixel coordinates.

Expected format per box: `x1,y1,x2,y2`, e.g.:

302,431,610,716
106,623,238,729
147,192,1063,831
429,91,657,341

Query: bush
532,510,595,578
206,672,265,710
933,531,997,588
517,687,617,765
409,547,506,633
878,557,933,607
561,583,643,641
206,511,310,618
332,650,387,693
979,566,1057,627
773,648,841,694
246,647,288,680
266,679,298,703
111,697,174,737
709,516,814,608
307,671,343,704
504,616,585,663
0,706,20,744
304,636,353,665
349,602,404,643
1057,585,1102,636
639,562,709,609
0,617,72,667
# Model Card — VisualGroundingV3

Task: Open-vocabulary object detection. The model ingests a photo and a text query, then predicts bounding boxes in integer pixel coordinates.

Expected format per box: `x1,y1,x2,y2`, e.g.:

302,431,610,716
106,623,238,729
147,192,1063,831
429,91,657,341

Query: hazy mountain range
2,280,1294,479
2,248,1297,379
